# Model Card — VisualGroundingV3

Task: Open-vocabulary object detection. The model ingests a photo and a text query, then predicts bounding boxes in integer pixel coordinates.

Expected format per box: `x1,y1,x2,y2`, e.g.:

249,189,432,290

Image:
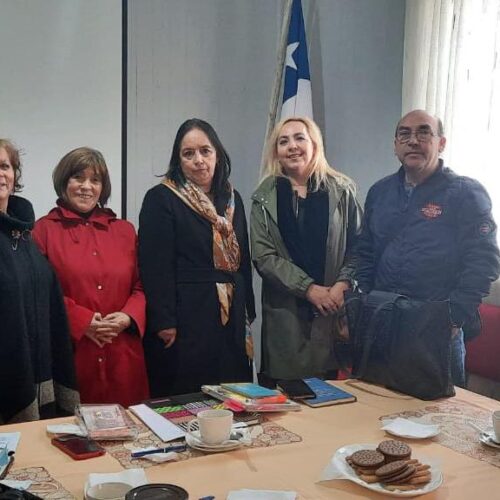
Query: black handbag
345,290,455,400
0,485,41,500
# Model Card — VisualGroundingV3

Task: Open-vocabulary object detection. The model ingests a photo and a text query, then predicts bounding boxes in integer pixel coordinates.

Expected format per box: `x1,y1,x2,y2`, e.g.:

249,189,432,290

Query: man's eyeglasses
396,128,437,143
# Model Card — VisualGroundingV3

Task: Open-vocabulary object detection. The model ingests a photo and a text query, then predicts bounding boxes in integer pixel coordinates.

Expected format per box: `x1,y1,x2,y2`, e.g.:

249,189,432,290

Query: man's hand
158,328,177,348
328,281,351,309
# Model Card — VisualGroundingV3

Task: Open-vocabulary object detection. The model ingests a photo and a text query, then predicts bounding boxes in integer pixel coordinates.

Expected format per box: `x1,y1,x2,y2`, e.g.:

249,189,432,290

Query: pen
131,445,187,458
0,453,15,480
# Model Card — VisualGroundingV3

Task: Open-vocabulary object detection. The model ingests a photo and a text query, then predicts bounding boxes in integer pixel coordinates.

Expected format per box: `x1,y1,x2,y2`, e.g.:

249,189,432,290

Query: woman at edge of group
250,117,363,386
0,139,78,423
138,118,255,397
33,147,149,407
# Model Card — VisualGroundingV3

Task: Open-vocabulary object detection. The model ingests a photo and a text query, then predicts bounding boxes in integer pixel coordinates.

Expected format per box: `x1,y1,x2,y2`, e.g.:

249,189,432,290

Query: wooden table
2,382,500,499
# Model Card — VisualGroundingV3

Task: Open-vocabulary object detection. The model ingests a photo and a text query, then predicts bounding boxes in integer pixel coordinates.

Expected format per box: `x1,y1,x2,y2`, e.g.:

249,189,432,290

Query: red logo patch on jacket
421,203,443,219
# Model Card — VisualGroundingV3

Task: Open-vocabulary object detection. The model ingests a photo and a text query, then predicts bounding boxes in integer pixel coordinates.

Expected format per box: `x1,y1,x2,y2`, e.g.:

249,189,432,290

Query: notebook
300,378,357,408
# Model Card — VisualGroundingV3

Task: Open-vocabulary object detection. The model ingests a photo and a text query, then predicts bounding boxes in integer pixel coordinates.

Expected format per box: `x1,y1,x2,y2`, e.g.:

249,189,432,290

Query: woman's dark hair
0,139,23,192
166,118,231,194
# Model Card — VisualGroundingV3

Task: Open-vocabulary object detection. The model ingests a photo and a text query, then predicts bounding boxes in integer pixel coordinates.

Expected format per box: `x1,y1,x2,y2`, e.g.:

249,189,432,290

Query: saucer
479,431,500,449
185,431,242,453
126,484,188,500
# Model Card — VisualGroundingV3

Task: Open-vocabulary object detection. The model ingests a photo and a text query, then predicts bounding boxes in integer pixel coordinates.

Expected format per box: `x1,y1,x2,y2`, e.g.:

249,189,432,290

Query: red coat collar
45,199,117,228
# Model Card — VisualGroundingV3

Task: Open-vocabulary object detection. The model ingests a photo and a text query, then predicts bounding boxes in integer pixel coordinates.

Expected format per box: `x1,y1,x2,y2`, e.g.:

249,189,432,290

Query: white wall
0,0,122,218
308,0,405,200
127,0,282,225
127,0,405,224
1,0,404,219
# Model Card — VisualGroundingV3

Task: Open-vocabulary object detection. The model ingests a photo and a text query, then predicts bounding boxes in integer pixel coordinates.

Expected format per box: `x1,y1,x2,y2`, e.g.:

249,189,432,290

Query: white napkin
381,417,440,438
87,468,147,488
130,447,181,463
0,480,31,490
227,490,296,500
46,424,87,437
231,426,252,445
320,459,346,481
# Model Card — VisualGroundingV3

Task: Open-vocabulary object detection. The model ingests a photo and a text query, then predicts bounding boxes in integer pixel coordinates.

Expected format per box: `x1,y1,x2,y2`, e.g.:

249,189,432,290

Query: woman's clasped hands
85,311,131,347
306,281,350,317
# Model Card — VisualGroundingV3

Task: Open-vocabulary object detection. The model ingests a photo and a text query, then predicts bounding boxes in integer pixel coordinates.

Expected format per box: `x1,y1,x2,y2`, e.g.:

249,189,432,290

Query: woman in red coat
33,147,149,407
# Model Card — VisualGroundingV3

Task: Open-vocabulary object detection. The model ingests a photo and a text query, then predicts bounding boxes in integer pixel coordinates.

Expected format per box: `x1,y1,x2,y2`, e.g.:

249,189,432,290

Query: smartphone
277,379,316,400
51,436,105,460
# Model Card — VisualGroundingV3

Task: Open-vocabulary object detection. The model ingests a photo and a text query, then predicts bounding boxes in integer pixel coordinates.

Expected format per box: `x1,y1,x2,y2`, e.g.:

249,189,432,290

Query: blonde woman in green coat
250,117,362,385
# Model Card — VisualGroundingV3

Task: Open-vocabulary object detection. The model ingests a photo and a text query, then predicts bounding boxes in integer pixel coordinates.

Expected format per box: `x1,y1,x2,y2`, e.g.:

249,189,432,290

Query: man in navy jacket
356,109,500,387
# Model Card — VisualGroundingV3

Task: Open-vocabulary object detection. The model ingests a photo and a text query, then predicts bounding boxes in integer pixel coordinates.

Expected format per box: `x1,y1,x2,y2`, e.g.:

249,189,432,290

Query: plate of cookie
331,440,442,497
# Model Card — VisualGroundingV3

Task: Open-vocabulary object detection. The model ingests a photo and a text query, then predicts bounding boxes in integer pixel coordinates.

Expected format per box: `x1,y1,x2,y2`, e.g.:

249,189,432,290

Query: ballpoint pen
130,445,187,458
0,452,15,480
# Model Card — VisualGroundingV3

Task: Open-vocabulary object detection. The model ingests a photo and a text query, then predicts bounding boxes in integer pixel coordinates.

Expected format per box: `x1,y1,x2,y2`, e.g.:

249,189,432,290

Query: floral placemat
99,419,302,469
381,398,500,468
6,467,74,499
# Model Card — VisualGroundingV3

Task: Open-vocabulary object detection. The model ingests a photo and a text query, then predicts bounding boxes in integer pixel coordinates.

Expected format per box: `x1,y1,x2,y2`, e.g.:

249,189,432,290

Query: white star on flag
285,42,299,71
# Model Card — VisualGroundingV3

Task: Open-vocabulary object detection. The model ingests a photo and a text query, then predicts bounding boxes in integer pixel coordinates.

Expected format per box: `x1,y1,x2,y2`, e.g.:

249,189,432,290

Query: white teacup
86,482,132,500
492,410,500,442
187,409,233,445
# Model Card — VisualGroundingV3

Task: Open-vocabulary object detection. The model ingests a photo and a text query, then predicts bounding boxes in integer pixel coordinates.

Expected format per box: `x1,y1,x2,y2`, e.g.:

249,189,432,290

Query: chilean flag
281,0,313,119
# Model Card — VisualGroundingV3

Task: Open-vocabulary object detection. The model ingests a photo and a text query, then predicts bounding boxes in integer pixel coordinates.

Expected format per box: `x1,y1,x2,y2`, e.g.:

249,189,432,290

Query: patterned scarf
163,179,241,325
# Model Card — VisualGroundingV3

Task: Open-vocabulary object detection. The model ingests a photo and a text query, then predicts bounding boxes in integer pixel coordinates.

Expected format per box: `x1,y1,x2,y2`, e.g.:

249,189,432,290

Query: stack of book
201,383,302,412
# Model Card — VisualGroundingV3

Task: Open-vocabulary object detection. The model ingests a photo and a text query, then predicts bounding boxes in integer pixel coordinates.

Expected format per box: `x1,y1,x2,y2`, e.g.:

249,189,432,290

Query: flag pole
260,0,293,176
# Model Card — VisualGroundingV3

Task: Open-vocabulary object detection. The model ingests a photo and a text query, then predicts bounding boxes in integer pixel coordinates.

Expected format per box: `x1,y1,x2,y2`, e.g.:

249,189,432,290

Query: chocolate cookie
375,460,408,478
377,439,412,462
383,464,416,484
350,449,385,469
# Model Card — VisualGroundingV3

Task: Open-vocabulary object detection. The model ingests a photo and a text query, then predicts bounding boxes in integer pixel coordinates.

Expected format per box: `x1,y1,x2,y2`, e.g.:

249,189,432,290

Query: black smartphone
277,379,316,400
51,436,105,460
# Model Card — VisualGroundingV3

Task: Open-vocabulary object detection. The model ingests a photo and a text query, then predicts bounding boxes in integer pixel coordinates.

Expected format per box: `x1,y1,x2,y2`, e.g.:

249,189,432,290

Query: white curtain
402,0,460,131
403,0,500,228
